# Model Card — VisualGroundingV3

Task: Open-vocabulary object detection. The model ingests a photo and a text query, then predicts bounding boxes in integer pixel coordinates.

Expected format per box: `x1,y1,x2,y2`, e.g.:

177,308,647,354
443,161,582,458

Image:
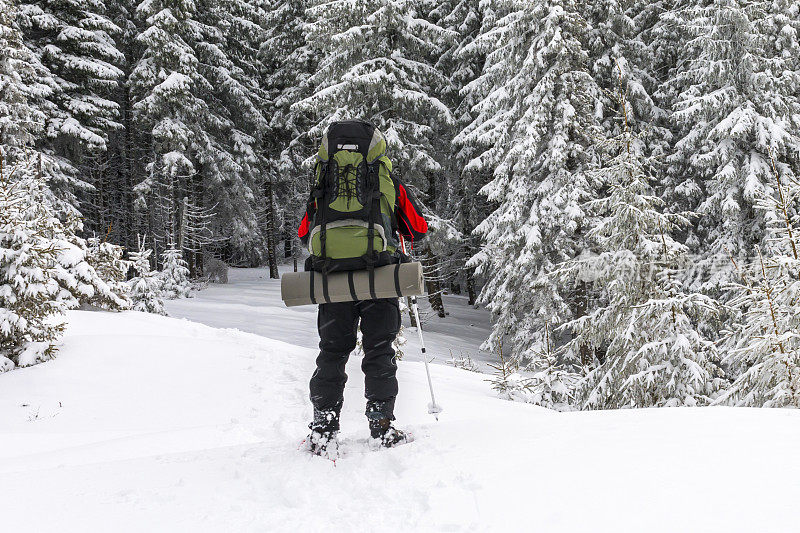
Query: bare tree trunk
122,80,135,251
284,228,292,258
450,280,461,295
466,270,477,307
193,161,204,277
265,176,279,279
423,250,446,318
574,280,596,366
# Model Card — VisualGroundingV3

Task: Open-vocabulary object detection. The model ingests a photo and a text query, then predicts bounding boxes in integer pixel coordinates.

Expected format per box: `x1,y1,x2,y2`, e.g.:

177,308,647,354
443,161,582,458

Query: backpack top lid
318,120,387,164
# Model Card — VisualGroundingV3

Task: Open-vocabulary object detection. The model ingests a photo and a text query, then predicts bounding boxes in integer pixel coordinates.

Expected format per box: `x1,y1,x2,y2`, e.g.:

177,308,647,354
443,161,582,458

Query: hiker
298,120,428,454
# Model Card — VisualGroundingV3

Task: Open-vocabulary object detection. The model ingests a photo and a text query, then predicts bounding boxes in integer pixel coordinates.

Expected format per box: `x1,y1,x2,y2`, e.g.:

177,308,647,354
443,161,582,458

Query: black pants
310,298,401,414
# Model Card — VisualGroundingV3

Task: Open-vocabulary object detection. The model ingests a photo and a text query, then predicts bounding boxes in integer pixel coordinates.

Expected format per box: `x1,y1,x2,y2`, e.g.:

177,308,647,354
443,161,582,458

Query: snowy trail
1,279,799,531
165,266,497,369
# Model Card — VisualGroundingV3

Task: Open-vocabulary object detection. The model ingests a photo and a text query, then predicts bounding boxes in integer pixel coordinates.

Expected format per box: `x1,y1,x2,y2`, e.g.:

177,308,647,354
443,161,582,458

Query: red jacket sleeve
298,200,315,245
396,181,428,241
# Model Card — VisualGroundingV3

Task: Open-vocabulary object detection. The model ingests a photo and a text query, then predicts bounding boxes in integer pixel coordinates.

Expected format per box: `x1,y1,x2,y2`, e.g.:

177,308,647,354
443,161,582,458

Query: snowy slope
1,286,799,531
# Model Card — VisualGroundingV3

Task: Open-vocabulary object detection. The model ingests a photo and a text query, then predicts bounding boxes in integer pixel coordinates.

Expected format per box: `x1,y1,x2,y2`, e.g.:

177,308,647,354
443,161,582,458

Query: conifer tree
0,156,66,367
129,0,208,257
721,156,800,407
86,236,132,307
261,0,317,273
127,238,166,315
80,0,142,248
450,0,508,306
297,0,452,195
196,0,268,266
663,0,800,293
52,217,131,311
436,0,490,303
17,0,124,210
0,0,49,164
130,0,266,266
460,0,602,368
561,81,724,409
160,244,191,299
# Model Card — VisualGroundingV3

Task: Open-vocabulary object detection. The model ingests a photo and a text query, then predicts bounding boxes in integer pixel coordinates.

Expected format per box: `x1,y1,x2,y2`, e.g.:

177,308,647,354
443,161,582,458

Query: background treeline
2,0,799,408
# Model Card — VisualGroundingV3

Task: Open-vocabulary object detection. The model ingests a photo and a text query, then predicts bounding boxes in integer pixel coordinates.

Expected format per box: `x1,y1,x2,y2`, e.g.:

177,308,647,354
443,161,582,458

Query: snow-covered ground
2,269,799,532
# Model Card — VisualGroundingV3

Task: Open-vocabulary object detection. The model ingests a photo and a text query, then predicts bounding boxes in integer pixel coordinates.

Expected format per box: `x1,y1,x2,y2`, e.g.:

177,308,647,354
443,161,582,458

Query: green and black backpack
305,120,400,275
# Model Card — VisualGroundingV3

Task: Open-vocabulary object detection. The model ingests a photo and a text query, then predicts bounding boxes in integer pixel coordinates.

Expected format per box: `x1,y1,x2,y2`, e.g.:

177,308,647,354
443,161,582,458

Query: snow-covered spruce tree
16,0,123,211
260,0,317,271
0,0,74,216
585,0,672,160
127,238,165,315
296,0,452,198
559,84,724,409
487,341,536,403
450,1,511,306
720,157,800,407
130,0,208,260
196,0,268,267
661,0,800,295
0,0,49,165
438,0,495,304
85,237,131,307
78,0,142,248
131,0,266,267
396,0,473,306
159,244,191,299
458,0,601,392
0,156,66,369
51,216,130,311
488,323,578,408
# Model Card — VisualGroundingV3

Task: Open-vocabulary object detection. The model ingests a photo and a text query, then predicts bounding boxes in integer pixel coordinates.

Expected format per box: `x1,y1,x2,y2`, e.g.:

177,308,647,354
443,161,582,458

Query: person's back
298,120,428,456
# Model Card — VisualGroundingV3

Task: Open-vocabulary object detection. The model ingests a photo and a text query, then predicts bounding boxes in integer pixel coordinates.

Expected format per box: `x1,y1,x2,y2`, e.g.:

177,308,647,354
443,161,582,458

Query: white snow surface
1,268,799,532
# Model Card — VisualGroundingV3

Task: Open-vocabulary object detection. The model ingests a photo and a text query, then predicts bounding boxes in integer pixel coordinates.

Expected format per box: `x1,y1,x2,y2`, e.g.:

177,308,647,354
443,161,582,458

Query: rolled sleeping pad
281,262,424,307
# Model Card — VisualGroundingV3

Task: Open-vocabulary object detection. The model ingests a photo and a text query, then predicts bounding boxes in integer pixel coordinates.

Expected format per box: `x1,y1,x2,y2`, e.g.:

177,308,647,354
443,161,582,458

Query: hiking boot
368,417,410,448
308,405,341,456
365,399,409,448
307,427,339,456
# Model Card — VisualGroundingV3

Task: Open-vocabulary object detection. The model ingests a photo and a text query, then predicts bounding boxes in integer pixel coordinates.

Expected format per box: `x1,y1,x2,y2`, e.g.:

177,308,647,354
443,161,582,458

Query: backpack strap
317,162,333,304
364,161,382,300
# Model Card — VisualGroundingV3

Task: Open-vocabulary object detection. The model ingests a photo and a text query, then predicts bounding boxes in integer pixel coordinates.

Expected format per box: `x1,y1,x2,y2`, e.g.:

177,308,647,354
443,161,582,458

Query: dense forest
2,0,800,409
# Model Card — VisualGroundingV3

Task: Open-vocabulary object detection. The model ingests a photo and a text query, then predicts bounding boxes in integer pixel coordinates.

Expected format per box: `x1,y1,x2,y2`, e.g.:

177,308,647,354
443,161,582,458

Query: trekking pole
400,236,443,420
